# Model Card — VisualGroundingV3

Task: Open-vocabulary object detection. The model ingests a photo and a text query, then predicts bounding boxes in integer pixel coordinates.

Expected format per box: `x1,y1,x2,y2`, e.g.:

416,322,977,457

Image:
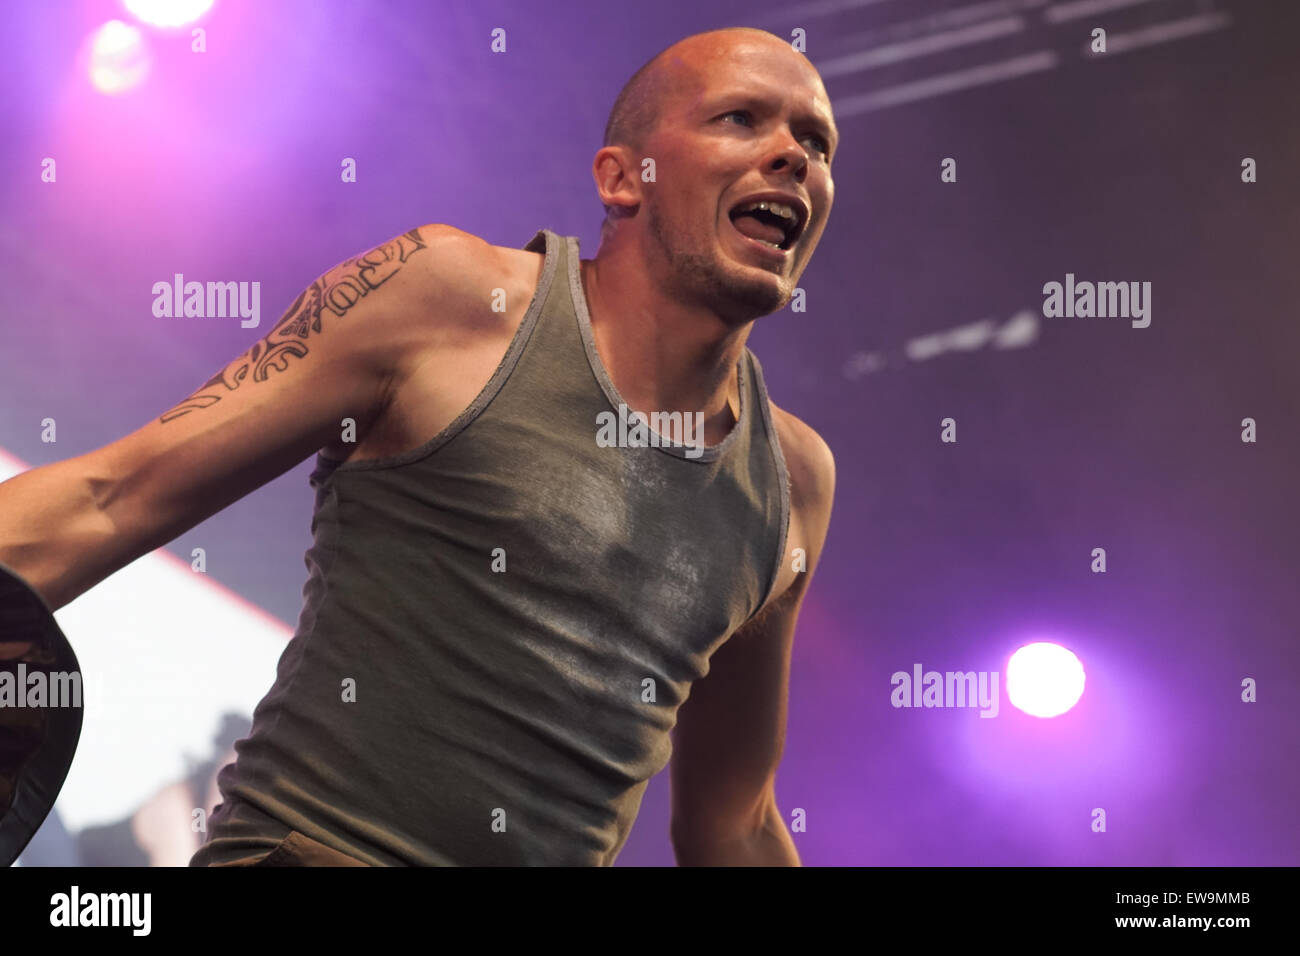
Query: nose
768,134,809,183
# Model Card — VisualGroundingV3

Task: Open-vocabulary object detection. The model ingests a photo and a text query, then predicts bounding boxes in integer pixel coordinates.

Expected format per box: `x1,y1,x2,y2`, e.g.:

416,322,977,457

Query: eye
720,110,831,159
801,134,830,159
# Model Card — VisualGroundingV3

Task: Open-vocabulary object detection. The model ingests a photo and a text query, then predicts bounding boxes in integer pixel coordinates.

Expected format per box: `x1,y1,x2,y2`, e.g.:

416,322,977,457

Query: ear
592,144,642,219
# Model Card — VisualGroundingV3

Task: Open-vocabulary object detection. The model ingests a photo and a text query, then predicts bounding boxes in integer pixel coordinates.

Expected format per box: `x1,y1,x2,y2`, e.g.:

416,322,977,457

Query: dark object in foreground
0,562,83,867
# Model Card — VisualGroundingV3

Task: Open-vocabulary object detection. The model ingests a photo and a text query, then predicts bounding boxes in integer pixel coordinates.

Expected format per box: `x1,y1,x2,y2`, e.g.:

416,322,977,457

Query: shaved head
603,27,789,152
600,28,803,233
590,26,836,321
602,54,669,154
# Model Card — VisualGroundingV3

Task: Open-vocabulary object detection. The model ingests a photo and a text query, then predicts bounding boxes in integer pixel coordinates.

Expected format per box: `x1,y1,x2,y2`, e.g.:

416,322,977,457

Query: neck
580,239,750,445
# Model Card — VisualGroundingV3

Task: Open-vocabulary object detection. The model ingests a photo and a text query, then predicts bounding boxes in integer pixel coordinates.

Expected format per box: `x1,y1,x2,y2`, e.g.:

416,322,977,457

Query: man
0,25,837,866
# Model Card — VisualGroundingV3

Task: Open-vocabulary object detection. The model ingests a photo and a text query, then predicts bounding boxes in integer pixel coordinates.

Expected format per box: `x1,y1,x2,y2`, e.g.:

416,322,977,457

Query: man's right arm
0,223,464,611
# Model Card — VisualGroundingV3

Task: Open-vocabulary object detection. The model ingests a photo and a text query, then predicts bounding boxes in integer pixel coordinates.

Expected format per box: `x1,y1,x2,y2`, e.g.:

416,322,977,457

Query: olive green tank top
193,228,791,866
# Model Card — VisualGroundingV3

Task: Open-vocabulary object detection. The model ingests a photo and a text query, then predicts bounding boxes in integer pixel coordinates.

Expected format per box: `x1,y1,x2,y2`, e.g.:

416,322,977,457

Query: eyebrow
703,90,839,150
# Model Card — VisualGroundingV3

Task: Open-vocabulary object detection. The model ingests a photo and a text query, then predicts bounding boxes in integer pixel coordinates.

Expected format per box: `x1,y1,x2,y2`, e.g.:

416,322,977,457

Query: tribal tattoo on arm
159,228,429,423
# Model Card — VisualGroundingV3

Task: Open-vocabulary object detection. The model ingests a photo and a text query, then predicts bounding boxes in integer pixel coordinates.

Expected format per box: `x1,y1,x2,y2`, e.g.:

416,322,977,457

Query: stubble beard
646,200,790,322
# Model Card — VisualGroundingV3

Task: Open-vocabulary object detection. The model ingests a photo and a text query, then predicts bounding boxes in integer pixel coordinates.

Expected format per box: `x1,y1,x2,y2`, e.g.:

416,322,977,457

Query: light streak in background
0,448,288,830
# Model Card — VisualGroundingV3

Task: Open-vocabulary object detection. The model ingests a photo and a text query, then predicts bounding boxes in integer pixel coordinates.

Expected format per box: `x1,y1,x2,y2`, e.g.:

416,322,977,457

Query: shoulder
327,224,544,412
766,398,836,595
397,224,543,314
767,398,836,524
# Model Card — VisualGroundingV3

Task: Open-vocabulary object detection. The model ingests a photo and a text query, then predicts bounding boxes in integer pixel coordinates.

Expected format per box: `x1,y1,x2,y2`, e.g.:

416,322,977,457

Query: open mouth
727,198,806,252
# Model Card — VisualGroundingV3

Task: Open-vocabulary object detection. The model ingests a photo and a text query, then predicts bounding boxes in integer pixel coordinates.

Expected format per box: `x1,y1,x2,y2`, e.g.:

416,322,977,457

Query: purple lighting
87,20,149,95
1007,642,1086,718
123,0,215,29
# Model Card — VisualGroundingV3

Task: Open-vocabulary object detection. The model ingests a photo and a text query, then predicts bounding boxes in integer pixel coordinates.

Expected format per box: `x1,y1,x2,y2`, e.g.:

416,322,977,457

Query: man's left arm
669,420,835,866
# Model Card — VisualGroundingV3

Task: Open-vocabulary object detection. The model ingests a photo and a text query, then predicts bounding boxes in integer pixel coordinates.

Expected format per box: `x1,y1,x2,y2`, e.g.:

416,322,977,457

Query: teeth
735,199,798,223
733,199,802,249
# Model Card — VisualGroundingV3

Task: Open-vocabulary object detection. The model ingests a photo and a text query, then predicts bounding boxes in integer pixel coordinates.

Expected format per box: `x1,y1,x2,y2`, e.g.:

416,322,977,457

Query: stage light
88,20,150,95
1006,642,1086,718
123,0,215,29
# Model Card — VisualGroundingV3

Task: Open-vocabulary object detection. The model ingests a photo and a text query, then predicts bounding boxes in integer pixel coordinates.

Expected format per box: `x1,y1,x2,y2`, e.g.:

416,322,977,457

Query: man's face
639,36,838,322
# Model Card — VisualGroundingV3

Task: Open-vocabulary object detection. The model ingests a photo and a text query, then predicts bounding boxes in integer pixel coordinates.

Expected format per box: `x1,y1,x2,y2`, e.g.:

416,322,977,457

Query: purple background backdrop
2,0,1297,865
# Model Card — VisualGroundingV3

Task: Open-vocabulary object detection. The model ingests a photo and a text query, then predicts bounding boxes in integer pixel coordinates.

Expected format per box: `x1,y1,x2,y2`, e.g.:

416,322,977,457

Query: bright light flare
1006,642,1086,718
124,0,215,29
88,20,150,95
